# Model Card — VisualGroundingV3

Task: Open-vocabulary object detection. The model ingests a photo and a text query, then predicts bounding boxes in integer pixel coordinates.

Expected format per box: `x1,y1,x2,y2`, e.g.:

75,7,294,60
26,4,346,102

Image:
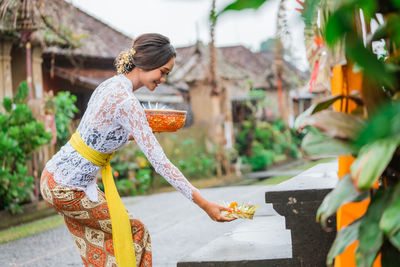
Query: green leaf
294,93,363,130
386,14,400,47
327,219,361,265
218,0,268,16
390,230,400,250
13,81,29,104
2,97,12,113
356,188,394,266
392,0,400,8
325,6,353,45
313,93,363,114
381,240,400,267
301,131,358,158
294,106,313,130
346,37,395,89
357,0,376,19
351,137,400,190
302,0,322,27
368,14,400,47
380,183,400,237
301,110,365,140
355,101,400,148
317,174,368,228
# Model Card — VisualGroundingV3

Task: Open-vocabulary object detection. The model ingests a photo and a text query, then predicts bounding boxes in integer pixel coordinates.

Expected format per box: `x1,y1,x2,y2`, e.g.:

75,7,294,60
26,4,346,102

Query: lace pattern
46,75,198,202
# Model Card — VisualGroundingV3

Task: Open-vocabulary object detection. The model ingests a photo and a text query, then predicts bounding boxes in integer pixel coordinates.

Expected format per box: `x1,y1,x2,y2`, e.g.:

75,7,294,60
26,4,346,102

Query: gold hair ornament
116,48,136,75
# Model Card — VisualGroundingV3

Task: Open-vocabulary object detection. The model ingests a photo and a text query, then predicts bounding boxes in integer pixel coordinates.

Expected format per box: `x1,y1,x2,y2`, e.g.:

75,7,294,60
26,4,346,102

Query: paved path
0,185,283,267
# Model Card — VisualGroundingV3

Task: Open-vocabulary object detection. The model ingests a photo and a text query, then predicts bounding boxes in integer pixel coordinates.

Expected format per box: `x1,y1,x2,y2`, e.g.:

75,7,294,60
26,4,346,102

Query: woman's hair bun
115,48,136,75
115,33,176,74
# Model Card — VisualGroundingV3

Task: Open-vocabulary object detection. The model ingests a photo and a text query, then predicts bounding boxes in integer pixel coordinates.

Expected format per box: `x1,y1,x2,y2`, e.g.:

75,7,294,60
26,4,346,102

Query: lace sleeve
116,95,199,201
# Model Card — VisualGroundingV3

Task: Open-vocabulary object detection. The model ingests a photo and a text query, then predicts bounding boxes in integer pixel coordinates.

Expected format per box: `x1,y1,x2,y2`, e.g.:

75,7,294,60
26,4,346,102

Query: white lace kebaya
45,74,199,202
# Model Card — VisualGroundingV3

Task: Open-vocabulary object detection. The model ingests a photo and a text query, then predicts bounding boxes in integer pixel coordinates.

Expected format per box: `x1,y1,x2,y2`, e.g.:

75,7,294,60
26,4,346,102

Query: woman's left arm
116,96,234,222
116,96,198,201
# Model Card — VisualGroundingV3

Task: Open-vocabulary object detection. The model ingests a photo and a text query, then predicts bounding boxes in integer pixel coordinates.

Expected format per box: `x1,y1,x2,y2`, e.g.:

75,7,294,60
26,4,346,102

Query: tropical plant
297,0,400,264
236,117,300,171
161,134,218,179
104,143,153,196
0,82,52,213
54,91,79,147
218,0,400,265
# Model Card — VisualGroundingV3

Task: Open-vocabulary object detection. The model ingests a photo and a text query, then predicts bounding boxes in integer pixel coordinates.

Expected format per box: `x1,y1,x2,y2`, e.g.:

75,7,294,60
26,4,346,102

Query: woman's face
140,57,175,91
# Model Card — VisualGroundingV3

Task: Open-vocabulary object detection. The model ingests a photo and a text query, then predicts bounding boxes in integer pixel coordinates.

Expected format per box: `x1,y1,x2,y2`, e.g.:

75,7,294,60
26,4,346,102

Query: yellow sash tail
69,131,136,267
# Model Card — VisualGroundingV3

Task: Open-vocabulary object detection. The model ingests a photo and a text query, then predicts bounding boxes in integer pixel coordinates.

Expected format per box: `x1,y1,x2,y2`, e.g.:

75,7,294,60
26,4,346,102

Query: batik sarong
40,168,152,267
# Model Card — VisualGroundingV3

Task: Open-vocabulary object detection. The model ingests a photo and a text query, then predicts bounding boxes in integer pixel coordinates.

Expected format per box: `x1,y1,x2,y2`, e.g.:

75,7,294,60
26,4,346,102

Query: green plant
54,91,79,147
297,0,400,264
156,129,218,180
219,0,400,265
102,143,153,196
236,116,301,171
115,179,137,197
136,169,152,194
297,97,400,266
0,82,52,214
171,137,217,179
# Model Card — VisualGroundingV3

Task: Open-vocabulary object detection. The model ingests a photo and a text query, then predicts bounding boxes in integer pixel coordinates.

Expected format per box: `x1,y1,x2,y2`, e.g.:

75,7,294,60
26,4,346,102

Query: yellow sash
69,131,136,267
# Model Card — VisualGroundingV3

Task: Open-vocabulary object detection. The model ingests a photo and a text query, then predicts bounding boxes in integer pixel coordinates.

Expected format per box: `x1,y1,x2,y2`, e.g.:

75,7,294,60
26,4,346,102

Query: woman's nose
160,77,166,83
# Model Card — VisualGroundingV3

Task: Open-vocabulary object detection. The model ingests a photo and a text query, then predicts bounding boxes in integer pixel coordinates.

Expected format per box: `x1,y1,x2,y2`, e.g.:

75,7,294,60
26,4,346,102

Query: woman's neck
124,70,142,91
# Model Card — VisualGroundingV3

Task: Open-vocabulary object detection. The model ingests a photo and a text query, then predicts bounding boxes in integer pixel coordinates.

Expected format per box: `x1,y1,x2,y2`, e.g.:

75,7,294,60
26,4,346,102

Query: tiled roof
42,0,132,58
1,0,132,58
52,67,115,89
173,43,308,90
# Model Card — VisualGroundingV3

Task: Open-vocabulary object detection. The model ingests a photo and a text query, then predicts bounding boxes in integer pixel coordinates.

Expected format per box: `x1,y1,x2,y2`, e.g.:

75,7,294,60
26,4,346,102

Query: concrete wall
189,83,214,127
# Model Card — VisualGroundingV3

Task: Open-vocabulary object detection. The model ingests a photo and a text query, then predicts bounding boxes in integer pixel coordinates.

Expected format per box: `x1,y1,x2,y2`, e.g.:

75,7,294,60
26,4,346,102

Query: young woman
40,33,234,267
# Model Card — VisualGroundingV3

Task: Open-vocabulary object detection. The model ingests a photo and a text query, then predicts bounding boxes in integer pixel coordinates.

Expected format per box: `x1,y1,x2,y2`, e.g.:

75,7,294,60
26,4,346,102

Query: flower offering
221,201,259,220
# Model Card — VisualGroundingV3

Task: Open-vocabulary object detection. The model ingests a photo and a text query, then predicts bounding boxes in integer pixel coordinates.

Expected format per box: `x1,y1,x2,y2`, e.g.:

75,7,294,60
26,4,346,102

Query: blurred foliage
222,0,400,264
154,127,219,183
233,89,301,172
236,118,301,171
0,82,52,214
103,127,218,196
98,143,149,196
54,91,79,147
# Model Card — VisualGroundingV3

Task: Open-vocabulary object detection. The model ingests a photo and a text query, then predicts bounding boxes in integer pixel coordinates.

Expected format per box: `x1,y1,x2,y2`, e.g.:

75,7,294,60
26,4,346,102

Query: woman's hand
192,189,236,222
202,201,236,222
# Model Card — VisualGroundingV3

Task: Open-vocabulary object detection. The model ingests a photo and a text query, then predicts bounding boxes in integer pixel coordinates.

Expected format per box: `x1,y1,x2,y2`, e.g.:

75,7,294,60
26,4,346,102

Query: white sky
67,0,309,70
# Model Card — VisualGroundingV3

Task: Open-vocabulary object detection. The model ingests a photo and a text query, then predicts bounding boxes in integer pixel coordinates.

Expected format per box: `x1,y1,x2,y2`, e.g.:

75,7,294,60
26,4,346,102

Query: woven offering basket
144,109,187,132
221,201,259,220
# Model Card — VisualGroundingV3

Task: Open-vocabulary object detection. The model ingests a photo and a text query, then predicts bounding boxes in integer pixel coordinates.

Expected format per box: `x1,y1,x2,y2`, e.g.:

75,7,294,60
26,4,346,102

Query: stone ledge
178,214,292,266
177,258,299,267
264,160,338,266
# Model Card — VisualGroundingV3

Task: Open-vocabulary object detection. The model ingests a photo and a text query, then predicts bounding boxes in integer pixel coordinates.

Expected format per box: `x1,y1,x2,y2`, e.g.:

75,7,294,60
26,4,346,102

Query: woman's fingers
216,215,236,222
219,205,231,212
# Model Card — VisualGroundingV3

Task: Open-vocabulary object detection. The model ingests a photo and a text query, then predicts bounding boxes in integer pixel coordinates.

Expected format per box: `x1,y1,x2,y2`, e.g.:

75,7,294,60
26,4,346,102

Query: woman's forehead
161,57,175,70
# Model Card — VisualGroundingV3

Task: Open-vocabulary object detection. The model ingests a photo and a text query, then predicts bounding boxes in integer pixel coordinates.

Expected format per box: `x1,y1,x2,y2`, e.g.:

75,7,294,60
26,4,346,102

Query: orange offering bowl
144,109,187,132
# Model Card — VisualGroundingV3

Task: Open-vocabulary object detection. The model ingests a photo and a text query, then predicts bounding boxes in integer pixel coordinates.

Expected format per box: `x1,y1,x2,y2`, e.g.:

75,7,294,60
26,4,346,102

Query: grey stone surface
178,216,291,263
0,160,338,267
0,185,278,267
179,160,339,267
264,160,339,267
271,161,338,191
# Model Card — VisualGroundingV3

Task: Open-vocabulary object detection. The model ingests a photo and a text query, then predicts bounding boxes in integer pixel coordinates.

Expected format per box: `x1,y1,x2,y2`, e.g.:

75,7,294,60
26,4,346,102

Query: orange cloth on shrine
331,65,381,267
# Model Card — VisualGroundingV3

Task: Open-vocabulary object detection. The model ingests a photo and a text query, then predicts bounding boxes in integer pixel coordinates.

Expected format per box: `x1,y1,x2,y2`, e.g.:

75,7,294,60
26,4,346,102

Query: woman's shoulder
101,75,132,90
96,75,133,99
